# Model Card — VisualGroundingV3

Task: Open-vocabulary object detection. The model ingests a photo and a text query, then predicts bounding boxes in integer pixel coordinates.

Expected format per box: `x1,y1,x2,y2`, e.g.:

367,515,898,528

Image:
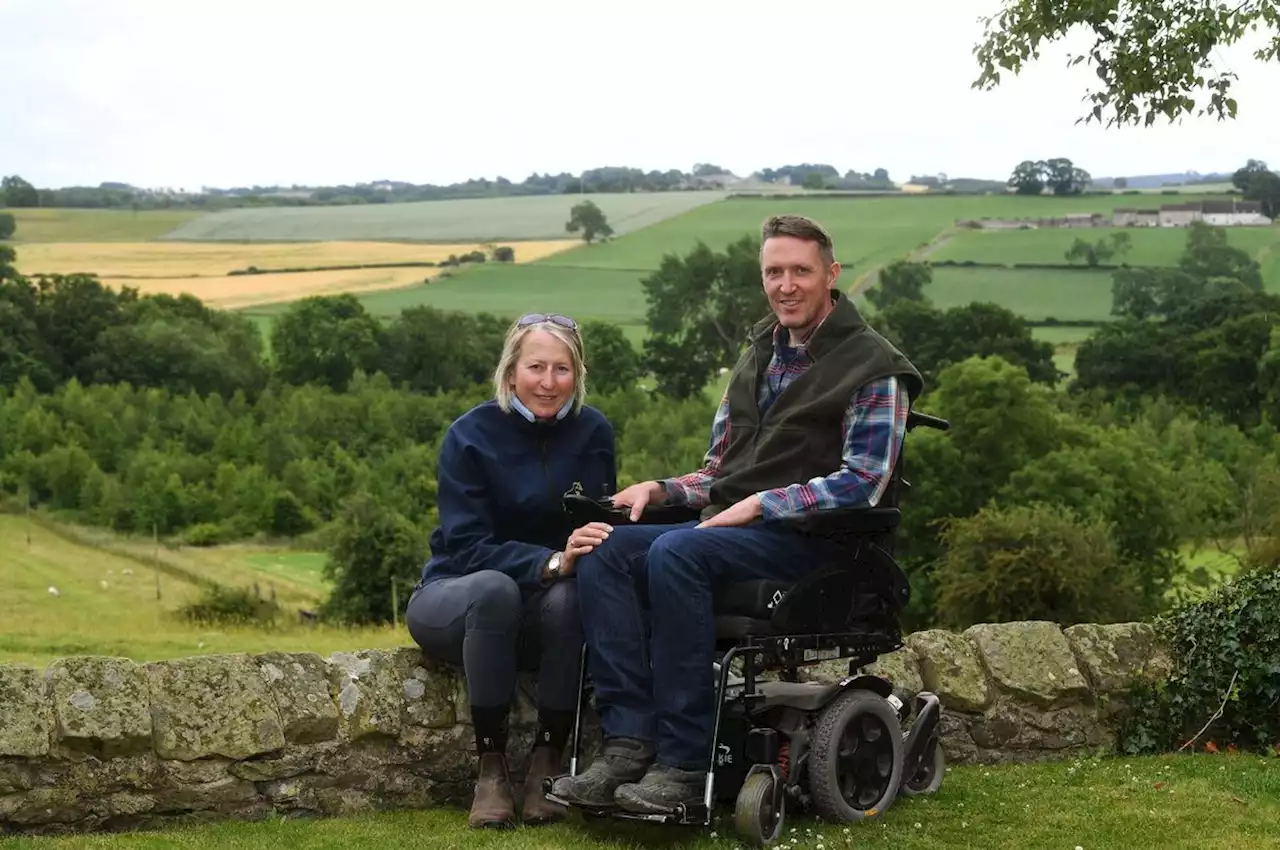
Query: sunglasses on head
517,313,578,330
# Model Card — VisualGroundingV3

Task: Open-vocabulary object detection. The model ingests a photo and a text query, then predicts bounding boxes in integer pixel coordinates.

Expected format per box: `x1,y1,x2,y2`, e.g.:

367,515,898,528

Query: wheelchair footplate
542,776,712,825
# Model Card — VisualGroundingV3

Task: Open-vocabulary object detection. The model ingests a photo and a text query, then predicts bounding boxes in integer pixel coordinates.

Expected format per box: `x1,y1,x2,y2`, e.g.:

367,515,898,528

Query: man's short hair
761,214,836,267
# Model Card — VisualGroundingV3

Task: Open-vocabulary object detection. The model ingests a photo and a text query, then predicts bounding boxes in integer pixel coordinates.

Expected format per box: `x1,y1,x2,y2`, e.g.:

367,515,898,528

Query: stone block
145,654,286,761
965,621,1090,708
45,656,151,757
1064,622,1173,695
327,649,406,740
0,664,52,757
254,652,339,744
386,648,456,730
906,629,993,712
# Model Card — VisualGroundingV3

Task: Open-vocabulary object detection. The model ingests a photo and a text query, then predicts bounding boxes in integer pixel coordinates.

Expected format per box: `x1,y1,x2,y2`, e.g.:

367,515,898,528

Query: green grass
158,192,728,243
1030,325,1097,345
929,266,1115,322
0,515,404,669
932,225,1280,281
1,208,206,243
2,754,1275,849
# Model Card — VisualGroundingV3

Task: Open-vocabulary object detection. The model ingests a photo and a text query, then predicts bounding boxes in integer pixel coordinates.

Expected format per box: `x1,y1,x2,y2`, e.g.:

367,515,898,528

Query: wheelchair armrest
777,505,900,538
563,493,701,527
907,410,950,432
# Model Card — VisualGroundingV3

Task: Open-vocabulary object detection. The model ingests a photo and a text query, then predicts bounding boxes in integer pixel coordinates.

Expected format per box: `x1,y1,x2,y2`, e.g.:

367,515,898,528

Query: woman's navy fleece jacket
417,399,617,593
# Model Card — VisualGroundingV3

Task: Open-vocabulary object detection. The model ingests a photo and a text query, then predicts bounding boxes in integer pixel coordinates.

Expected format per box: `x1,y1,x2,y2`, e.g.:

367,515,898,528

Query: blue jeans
575,520,844,769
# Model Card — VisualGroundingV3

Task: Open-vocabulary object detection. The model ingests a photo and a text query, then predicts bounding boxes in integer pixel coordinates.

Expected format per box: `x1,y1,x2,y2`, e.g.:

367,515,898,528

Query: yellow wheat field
15,240,578,278
12,239,579,309
107,267,453,309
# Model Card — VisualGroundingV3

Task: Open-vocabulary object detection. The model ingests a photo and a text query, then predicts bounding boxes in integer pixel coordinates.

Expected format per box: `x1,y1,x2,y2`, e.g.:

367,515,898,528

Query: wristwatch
546,551,563,579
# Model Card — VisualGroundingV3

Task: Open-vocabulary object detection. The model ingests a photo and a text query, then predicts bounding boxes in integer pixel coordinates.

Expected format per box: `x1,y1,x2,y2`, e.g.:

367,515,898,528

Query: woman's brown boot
520,745,568,824
469,752,517,829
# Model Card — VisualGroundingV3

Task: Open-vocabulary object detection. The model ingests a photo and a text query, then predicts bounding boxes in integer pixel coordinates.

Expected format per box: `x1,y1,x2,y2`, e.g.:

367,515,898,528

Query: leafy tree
1077,290,1280,427
1178,220,1264,289
0,212,15,239
1231,159,1280,218
876,299,1059,388
865,260,932,311
1043,157,1091,195
271,294,383,392
378,305,506,395
580,319,642,395
1113,176,1129,189
1008,159,1046,195
565,200,614,243
2,175,39,208
321,492,429,625
492,245,515,262
998,428,1183,607
893,355,1076,626
641,236,768,399
1065,231,1131,267
971,0,1280,126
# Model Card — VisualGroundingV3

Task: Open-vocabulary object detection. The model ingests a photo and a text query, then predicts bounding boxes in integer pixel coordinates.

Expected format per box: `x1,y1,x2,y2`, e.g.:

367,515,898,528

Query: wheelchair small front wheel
901,738,945,796
808,689,904,823
733,771,785,846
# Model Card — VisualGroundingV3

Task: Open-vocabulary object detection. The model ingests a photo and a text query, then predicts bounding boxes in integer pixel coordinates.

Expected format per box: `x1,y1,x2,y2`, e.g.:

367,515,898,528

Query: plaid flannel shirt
660,325,910,521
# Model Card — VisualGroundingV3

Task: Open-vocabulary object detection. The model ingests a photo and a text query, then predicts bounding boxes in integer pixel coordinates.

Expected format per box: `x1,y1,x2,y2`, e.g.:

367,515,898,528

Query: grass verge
0,754,1274,849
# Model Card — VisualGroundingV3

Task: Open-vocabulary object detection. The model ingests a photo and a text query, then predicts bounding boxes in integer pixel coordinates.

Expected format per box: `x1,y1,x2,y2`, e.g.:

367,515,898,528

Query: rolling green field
239,193,1200,329
1,208,205,242
933,224,1280,281
911,266,1115,322
158,191,728,243
0,514,404,668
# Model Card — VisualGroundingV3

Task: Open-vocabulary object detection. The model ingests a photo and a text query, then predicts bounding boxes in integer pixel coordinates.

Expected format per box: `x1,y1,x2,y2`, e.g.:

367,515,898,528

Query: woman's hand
560,521,614,575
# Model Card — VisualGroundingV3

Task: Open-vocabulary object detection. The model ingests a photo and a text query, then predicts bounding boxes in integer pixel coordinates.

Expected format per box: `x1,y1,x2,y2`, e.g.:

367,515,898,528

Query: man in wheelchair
548,214,933,822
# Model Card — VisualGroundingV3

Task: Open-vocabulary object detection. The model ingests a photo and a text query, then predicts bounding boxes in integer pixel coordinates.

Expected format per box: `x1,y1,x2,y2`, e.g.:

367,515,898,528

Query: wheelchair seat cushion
718,579,794,620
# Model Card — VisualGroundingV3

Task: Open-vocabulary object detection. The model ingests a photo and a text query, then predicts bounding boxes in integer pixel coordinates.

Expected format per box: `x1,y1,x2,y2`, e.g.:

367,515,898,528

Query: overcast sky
2,0,1277,190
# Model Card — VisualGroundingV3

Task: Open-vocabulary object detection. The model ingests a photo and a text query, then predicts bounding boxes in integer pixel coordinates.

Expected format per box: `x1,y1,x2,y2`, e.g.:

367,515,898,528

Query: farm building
1114,199,1270,227
1112,208,1160,227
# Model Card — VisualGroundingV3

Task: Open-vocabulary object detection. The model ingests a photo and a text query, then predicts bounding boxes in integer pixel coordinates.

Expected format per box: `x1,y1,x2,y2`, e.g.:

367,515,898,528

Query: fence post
153,523,162,601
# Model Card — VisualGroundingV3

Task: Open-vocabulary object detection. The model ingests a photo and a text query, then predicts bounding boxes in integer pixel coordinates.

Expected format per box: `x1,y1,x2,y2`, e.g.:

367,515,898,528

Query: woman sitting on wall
405,313,616,829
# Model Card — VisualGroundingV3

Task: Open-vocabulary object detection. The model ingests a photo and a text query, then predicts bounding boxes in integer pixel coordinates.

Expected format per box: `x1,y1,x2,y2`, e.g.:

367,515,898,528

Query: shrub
183,522,226,547
931,502,1146,628
1119,565,1280,754
178,583,281,626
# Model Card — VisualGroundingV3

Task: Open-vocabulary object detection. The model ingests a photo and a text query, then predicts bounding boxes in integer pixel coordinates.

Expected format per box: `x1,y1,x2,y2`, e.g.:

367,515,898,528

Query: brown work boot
468,752,516,829
521,745,568,824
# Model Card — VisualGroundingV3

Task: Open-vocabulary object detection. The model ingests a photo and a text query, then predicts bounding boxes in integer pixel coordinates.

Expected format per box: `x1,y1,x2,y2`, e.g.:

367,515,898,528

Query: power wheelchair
543,409,952,846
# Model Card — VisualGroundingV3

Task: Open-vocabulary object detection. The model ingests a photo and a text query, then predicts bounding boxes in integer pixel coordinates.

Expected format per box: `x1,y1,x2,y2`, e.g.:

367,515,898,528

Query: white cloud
2,0,1277,188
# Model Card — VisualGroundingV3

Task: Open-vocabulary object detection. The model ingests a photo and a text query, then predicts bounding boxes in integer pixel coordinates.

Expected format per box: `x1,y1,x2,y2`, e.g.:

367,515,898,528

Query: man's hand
611,481,666,522
696,495,763,528
558,521,614,576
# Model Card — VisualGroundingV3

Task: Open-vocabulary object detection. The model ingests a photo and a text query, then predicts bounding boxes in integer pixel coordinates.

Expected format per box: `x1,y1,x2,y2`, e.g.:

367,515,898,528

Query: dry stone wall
1,620,1170,835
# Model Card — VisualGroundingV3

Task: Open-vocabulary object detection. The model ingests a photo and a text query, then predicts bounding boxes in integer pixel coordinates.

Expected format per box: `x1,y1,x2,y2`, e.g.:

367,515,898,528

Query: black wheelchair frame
545,409,952,845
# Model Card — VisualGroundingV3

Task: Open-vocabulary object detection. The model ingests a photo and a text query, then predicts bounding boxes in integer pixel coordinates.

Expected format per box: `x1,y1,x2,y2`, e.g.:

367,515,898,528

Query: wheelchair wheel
733,771,785,847
900,738,945,796
808,689,904,823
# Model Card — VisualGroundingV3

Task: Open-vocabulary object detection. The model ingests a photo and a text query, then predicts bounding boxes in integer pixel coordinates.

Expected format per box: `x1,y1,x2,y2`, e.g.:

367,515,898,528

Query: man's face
760,235,839,341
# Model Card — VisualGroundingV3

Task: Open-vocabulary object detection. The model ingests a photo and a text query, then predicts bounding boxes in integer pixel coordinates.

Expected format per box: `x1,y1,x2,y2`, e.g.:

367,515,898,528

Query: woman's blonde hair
492,317,587,414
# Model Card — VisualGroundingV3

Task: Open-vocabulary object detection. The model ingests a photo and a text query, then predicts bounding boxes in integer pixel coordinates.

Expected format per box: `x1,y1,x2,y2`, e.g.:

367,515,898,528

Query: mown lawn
1,754,1275,849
